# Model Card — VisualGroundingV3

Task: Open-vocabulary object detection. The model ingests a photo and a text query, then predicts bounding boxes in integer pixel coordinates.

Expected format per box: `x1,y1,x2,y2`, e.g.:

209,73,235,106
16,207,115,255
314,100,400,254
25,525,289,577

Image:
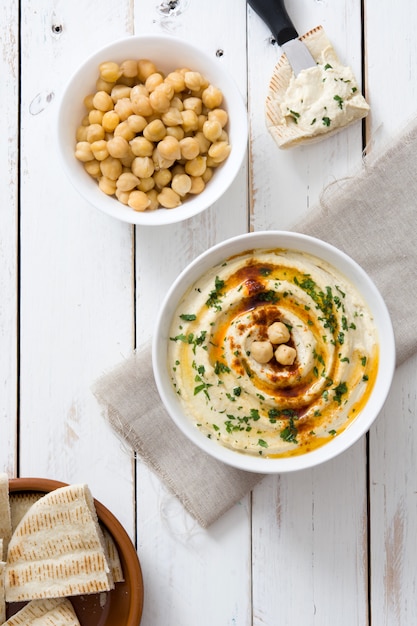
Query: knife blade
248,0,316,75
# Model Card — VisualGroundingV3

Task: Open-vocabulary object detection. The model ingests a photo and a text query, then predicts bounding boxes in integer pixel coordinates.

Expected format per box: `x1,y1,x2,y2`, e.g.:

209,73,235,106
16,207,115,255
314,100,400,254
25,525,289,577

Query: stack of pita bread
0,474,124,625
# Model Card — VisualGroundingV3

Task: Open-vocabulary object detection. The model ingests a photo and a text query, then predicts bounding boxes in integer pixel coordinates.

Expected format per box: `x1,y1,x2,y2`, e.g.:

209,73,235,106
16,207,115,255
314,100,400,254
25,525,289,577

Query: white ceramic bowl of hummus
57,35,248,225
153,231,395,473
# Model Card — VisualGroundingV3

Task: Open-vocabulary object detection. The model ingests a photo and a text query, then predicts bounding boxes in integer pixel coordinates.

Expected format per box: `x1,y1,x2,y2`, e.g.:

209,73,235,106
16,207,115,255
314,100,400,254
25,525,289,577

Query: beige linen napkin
93,116,417,527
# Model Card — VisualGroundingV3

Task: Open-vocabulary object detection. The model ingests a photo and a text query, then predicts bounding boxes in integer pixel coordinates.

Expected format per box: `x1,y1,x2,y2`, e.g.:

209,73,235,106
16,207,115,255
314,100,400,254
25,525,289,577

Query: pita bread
10,492,42,533
0,556,5,624
2,597,80,625
4,484,114,603
266,25,369,148
0,473,12,560
102,526,124,583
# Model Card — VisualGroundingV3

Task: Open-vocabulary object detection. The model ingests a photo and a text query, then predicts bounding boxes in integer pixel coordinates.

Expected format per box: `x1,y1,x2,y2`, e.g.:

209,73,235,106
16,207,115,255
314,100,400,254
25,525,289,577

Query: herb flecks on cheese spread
281,48,368,138
168,248,378,458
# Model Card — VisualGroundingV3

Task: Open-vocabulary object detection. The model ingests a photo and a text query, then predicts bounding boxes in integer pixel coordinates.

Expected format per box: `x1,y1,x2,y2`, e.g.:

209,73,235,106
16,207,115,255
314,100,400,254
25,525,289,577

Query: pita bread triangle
0,473,12,560
0,552,5,624
4,484,114,603
2,597,80,625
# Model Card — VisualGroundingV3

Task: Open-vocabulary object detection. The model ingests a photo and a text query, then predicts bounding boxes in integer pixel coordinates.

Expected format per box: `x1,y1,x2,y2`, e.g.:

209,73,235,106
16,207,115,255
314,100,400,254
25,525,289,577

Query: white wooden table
2,1,417,624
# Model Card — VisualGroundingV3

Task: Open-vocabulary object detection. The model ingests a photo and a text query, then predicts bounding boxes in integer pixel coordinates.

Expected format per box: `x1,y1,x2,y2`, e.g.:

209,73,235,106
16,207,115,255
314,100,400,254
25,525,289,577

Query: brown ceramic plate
7,477,144,626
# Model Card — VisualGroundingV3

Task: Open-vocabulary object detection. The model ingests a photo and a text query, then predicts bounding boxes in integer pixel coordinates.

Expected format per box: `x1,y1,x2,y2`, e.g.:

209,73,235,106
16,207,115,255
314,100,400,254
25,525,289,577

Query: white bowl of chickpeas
153,230,395,473
57,35,248,225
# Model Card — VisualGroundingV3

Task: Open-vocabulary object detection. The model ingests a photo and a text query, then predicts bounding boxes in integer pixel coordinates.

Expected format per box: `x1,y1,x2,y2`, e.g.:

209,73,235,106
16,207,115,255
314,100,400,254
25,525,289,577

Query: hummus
168,248,379,458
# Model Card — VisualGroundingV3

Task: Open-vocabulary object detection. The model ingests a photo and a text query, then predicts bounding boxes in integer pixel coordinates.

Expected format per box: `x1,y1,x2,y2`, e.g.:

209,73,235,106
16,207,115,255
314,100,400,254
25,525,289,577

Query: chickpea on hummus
168,248,378,458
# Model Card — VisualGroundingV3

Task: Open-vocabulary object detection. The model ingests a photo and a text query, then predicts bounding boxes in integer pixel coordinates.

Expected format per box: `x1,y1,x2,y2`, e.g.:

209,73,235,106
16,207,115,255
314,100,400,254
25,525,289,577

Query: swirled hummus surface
168,248,379,458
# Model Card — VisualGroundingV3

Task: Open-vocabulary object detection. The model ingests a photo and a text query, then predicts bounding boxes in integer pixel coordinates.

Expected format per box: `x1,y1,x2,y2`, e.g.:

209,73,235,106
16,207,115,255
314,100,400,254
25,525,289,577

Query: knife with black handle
248,0,316,75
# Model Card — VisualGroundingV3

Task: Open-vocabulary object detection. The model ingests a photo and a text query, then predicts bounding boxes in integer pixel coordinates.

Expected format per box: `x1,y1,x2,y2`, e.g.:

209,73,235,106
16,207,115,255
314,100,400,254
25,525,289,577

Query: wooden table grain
2,1,417,624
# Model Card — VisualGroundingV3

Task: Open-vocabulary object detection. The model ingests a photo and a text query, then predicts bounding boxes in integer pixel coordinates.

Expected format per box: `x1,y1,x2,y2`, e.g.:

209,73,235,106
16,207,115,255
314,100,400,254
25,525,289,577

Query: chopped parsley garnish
334,95,344,109
324,63,333,70
179,313,197,321
322,116,331,127
256,290,279,303
206,276,225,310
333,381,348,405
214,361,231,375
258,439,268,448
280,417,298,444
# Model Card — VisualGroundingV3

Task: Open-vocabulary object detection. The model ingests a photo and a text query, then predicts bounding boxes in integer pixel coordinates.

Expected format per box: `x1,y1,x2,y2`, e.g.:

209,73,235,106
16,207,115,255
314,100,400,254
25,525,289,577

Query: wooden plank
248,0,369,623
0,0,18,474
364,0,417,622
133,1,252,624
18,0,136,536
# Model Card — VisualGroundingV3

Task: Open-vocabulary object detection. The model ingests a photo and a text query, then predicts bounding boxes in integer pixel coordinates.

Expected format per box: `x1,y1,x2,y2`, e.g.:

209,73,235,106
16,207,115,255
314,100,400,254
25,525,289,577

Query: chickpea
120,59,138,78
275,345,297,366
180,110,199,133
126,114,148,134
100,156,123,180
131,156,155,179
75,141,94,162
179,137,200,160
115,188,130,205
251,341,273,364
157,187,181,209
137,59,158,82
171,163,186,177
202,84,223,109
184,156,207,177
202,119,222,142
171,173,192,197
152,149,174,171
130,83,149,98
102,110,120,132
86,123,105,143
202,167,213,183
189,176,205,194
157,136,181,161
107,136,131,159
153,168,172,189
130,136,154,157
162,107,183,127
184,71,205,91
194,131,211,154
96,79,114,95
130,94,154,117
92,90,114,112
170,96,184,111
84,160,101,178
183,97,202,115
98,176,117,195
146,188,160,211
128,190,151,212
76,125,88,142
198,114,207,130
149,87,171,114
267,322,290,345
111,84,132,102
116,172,140,191
120,150,135,168
208,108,229,128
88,109,104,125
166,126,185,141
90,139,109,161
145,72,164,92
99,61,122,83
113,121,136,141
143,119,167,142
114,97,134,121
165,71,186,92
137,177,155,192
208,141,231,163
83,94,95,110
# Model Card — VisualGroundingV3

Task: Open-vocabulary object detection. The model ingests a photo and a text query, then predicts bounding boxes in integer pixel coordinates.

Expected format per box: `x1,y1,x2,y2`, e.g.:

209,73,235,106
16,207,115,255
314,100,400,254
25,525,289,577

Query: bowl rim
56,33,248,226
8,477,144,626
152,230,396,473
